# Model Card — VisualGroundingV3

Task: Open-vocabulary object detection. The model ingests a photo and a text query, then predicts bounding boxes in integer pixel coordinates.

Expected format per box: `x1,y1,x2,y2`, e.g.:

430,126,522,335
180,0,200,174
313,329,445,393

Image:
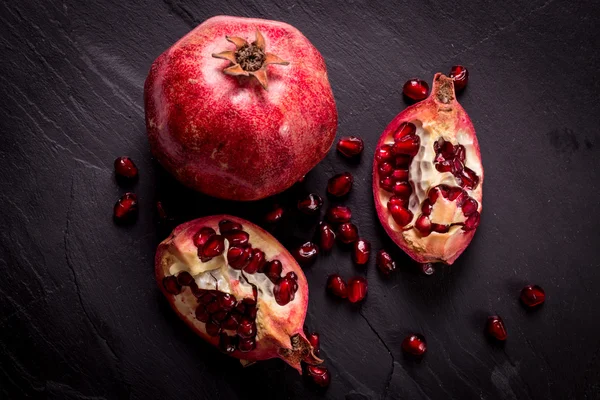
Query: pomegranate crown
212,29,289,90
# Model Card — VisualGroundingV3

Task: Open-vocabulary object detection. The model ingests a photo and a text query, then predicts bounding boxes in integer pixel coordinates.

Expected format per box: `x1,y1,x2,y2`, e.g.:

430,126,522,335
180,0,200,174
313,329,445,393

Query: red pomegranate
373,74,483,264
145,16,337,201
155,215,321,372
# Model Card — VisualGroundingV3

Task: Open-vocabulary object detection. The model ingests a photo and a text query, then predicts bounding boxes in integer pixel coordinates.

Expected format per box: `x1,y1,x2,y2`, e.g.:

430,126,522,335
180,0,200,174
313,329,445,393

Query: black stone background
1,0,599,399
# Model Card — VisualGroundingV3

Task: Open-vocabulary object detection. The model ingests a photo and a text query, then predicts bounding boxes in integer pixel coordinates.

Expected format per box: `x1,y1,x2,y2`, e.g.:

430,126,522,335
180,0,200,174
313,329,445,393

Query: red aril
193,227,216,247
337,223,358,244
306,365,331,388
114,156,138,180
376,250,396,275
373,74,483,265
298,193,323,215
326,206,352,224
347,277,367,303
352,239,371,265
265,204,284,224
337,136,364,158
113,192,138,223
305,332,320,356
318,222,336,252
403,78,429,101
485,315,507,341
449,65,469,91
145,16,337,201
156,215,321,373
327,274,347,298
401,334,427,356
520,285,545,307
327,172,353,197
293,242,319,265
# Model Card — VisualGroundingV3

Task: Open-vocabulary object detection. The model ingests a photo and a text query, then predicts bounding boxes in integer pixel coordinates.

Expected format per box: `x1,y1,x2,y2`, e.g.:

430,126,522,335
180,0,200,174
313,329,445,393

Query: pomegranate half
145,16,338,201
373,74,483,264
155,215,321,372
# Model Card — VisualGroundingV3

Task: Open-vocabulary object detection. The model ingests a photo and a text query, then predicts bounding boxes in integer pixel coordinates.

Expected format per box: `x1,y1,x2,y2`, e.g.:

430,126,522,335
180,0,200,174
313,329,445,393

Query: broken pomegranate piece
155,215,321,373
373,73,483,264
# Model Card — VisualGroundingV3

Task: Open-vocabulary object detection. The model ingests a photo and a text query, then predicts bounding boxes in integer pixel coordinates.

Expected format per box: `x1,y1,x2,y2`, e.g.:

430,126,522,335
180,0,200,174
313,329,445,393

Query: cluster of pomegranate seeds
318,222,336,252
293,242,319,265
298,193,323,215
520,285,545,307
433,138,479,190
485,315,507,341
376,122,420,227
449,65,469,91
114,156,138,179
327,172,353,197
402,78,429,101
337,223,359,244
306,365,331,388
402,334,427,356
376,250,396,275
326,205,352,224
326,274,348,298
336,136,364,158
264,204,284,224
113,192,138,222
352,239,371,265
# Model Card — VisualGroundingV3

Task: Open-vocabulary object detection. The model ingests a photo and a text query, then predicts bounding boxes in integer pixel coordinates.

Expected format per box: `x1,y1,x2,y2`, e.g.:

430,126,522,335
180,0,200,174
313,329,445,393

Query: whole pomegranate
145,16,337,201
373,74,483,264
156,215,321,372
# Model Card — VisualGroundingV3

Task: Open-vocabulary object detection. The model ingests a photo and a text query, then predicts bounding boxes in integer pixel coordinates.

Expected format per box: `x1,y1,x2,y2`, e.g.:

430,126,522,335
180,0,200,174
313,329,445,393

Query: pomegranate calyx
212,29,290,90
432,73,456,106
278,333,323,372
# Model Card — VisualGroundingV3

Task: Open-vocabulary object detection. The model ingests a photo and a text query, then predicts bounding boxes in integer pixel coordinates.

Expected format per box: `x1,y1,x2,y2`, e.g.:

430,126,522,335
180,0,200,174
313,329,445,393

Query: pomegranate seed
520,285,545,307
326,205,352,224
199,235,225,261
376,144,394,164
238,337,256,352
264,204,284,224
243,248,266,274
421,263,435,275
195,305,210,322
388,203,413,227
263,260,283,283
403,78,429,101
391,169,409,181
218,333,237,353
227,246,252,270
436,160,453,173
318,222,336,252
205,321,221,337
485,315,507,341
431,223,450,233
402,334,427,356
273,277,295,306
199,291,216,304
286,271,298,281
156,201,169,221
376,250,396,275
218,293,237,310
462,167,479,190
378,162,394,177
298,193,323,215
337,136,364,158
327,172,353,197
176,271,194,286
352,239,371,265
218,219,242,234
447,187,466,202
221,313,241,330
306,332,320,355
211,310,229,322
205,299,221,314
224,230,250,246
114,156,138,179
393,122,417,141
421,199,433,215
327,274,347,298
162,276,181,295
392,134,420,156
394,155,411,168
461,198,478,216
449,65,469,91
237,318,256,338
246,304,258,319
379,176,394,192
293,242,319,265
392,181,412,197
463,212,480,231
193,227,216,247
337,223,358,244
113,192,138,222
347,277,368,303
388,195,408,209
306,365,331,388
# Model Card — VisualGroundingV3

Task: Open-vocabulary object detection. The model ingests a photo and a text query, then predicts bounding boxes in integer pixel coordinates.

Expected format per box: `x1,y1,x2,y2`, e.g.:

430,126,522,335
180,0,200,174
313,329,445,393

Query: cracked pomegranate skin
373,73,484,264
155,215,320,373
145,16,338,201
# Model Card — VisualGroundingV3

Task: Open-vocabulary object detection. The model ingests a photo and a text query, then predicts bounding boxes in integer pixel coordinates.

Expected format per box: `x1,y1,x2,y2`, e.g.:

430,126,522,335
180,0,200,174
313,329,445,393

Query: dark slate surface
1,0,599,399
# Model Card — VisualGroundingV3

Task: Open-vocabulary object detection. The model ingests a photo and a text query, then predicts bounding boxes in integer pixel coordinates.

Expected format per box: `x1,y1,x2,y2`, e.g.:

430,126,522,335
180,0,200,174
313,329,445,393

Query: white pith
376,119,482,260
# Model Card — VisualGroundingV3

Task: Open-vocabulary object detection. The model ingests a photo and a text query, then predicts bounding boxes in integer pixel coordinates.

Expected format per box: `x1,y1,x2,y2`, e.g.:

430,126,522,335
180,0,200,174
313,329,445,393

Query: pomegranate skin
145,16,338,201
155,215,320,373
373,74,484,264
